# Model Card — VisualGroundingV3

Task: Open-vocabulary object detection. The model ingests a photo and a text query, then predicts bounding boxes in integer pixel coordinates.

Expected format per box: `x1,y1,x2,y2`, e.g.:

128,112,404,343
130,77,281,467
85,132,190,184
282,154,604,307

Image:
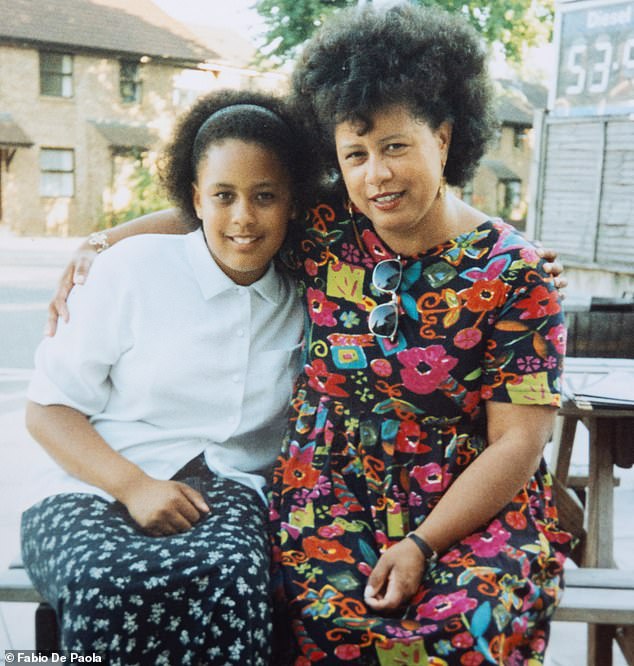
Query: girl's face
335,105,451,253
193,139,294,285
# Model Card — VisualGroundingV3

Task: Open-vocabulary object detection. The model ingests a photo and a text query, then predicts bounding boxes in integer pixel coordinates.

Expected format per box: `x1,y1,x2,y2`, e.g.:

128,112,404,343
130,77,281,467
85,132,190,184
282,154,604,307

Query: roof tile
0,0,219,63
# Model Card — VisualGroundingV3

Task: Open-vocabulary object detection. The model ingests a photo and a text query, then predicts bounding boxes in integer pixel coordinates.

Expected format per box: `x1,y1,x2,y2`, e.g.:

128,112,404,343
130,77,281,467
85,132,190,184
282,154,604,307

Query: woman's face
335,105,451,252
193,139,294,285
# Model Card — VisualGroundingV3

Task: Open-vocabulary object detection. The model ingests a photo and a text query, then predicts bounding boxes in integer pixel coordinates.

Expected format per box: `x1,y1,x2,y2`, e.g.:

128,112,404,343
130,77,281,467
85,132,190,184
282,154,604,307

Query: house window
120,61,141,103
40,52,73,98
513,126,530,149
497,179,522,220
40,149,74,197
504,179,522,211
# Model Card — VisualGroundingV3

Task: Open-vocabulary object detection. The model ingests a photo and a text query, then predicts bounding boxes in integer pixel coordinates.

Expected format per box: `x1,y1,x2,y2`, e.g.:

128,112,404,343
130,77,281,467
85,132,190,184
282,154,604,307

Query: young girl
21,89,310,665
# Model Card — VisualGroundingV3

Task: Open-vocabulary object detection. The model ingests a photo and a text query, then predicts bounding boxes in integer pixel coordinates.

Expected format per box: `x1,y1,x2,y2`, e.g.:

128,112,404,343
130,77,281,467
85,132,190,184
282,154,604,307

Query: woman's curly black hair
159,88,316,223
290,3,498,187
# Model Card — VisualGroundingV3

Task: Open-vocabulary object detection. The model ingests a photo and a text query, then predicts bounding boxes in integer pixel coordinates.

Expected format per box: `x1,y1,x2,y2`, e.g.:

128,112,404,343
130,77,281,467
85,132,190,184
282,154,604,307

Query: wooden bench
552,471,634,665
0,565,59,651
554,568,634,666
2,561,634,664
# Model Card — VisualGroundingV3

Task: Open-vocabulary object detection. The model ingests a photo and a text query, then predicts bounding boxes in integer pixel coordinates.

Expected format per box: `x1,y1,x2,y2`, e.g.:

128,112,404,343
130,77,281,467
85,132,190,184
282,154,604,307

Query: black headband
191,103,291,170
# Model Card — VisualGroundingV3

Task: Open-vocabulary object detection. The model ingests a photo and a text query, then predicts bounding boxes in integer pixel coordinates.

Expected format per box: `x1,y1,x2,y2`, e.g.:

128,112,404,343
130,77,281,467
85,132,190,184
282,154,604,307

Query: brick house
465,79,547,231
0,0,277,235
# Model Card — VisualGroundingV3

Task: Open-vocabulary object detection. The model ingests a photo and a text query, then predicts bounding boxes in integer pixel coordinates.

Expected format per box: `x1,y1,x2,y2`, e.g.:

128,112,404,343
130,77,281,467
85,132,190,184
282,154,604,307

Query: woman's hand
46,247,98,336
45,209,193,336
364,538,426,613
536,246,567,294
122,476,211,537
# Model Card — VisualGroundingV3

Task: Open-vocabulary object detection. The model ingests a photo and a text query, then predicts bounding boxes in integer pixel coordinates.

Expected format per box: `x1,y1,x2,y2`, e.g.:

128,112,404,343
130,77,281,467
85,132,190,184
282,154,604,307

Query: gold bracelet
88,231,110,253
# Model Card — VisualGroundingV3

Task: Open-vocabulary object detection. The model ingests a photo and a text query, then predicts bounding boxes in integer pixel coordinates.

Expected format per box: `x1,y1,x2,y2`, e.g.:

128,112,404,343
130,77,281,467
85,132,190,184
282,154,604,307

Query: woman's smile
369,191,405,211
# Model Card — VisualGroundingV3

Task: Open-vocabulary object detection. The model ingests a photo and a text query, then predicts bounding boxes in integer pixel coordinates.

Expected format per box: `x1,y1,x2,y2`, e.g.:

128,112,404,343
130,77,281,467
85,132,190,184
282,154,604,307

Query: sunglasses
368,257,402,341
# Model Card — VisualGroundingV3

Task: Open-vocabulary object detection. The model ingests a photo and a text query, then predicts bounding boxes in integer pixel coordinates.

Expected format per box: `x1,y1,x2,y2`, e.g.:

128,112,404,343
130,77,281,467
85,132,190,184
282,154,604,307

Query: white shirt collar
185,228,284,305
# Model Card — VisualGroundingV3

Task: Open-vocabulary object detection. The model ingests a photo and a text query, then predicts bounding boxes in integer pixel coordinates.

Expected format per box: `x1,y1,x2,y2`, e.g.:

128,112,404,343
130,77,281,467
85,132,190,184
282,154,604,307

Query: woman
46,6,570,664
269,5,571,664
22,89,310,665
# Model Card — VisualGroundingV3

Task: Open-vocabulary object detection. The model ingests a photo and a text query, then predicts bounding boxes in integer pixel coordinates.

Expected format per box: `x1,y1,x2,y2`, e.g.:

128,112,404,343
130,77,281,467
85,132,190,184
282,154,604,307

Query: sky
150,0,555,83
152,0,265,37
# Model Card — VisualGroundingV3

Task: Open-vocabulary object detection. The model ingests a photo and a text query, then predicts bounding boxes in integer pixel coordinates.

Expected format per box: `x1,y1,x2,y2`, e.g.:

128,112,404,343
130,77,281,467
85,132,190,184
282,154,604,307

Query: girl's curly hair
290,3,497,187
159,88,316,222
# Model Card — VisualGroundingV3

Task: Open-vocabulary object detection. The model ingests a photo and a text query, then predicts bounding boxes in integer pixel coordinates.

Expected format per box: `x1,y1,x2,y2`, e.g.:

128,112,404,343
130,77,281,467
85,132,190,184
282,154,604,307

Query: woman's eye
256,191,275,202
215,192,234,202
386,143,406,152
346,151,365,162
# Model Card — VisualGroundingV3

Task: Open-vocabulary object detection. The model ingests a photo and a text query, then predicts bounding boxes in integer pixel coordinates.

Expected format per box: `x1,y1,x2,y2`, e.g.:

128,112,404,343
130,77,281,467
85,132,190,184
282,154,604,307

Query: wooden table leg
585,418,615,568
551,414,578,486
585,417,617,666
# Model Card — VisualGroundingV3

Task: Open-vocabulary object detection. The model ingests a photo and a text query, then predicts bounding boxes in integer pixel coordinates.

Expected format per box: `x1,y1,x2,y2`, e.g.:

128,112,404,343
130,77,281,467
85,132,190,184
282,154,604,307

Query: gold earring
437,175,447,200
346,199,355,218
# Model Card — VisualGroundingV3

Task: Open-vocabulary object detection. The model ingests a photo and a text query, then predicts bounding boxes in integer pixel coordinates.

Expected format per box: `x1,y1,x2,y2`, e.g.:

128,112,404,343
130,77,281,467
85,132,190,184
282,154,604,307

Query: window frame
119,60,142,104
39,148,75,198
39,51,73,98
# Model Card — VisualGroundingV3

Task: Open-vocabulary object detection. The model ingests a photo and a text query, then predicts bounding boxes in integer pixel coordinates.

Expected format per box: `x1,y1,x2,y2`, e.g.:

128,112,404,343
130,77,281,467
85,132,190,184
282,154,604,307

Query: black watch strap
406,531,438,563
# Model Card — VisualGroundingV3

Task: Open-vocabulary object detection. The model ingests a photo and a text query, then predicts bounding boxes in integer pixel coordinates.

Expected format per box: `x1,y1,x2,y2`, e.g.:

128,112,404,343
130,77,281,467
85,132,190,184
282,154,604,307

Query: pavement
0,228,633,664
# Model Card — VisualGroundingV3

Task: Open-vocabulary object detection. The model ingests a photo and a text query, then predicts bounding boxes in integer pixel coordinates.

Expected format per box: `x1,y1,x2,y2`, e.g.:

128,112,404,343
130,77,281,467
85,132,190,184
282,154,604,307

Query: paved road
0,231,79,370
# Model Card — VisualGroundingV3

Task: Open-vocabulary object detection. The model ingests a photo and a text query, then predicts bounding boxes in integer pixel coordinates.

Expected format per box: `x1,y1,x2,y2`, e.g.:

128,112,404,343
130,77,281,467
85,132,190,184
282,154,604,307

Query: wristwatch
406,531,439,564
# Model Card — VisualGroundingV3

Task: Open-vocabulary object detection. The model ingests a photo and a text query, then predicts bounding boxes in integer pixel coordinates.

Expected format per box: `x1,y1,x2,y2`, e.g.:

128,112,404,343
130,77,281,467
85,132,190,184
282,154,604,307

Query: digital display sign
553,0,634,116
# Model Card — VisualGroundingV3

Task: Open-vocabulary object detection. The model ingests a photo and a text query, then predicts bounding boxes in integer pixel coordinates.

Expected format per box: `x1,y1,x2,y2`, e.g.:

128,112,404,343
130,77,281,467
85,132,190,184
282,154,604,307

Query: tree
254,0,554,64
99,161,171,230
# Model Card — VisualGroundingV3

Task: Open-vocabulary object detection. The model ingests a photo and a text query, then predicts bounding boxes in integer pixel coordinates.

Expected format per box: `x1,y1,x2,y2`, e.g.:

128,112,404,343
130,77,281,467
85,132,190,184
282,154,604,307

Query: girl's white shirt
28,229,303,504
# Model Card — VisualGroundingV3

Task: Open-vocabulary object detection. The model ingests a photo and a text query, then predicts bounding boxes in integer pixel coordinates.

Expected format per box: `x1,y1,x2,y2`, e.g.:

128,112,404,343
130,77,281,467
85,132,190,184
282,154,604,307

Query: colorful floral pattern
270,201,572,665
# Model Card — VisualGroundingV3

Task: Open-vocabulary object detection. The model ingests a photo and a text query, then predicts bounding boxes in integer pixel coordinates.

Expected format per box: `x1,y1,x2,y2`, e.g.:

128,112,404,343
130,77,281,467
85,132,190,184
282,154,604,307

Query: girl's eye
386,143,407,152
256,191,276,202
345,151,365,162
215,191,234,202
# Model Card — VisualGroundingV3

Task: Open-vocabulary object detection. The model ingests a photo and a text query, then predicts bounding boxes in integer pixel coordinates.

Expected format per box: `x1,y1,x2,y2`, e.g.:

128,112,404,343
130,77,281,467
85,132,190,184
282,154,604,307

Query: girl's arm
26,400,209,536
364,401,555,612
47,208,195,335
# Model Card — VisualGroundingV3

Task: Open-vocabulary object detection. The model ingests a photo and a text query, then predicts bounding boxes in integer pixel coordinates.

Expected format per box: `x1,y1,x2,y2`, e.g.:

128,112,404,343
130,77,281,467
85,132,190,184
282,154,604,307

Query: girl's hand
122,477,211,537
46,248,98,336
364,538,426,613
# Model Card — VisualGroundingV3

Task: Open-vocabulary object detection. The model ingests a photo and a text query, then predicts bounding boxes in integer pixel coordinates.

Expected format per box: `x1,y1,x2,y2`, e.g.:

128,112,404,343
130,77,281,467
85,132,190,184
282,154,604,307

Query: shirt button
233,375,241,383
236,328,245,337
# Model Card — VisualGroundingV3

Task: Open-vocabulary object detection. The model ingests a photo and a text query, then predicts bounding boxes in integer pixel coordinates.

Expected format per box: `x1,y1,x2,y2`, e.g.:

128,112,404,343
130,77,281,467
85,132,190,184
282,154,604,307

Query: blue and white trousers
21,455,271,665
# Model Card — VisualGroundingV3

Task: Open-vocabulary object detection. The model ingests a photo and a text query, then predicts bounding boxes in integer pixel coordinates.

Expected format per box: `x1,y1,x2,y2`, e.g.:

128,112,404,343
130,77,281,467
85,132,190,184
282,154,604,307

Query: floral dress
269,200,573,665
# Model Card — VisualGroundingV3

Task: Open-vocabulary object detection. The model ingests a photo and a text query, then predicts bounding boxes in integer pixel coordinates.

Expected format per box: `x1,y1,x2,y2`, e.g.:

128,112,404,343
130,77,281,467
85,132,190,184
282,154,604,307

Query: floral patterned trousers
21,456,271,666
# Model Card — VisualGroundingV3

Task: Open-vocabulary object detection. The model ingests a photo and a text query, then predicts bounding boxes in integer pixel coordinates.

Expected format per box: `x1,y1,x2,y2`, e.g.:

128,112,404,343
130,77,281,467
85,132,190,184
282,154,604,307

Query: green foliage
99,161,171,230
254,0,554,64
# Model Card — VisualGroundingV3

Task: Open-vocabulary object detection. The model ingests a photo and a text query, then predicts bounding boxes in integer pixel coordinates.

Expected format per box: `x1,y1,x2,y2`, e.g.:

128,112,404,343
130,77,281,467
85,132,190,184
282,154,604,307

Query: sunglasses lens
368,302,398,339
372,260,402,293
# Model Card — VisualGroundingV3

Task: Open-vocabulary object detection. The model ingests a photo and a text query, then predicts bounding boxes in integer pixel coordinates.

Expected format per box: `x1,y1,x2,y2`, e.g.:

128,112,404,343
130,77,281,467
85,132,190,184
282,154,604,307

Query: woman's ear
437,121,453,159
192,183,202,220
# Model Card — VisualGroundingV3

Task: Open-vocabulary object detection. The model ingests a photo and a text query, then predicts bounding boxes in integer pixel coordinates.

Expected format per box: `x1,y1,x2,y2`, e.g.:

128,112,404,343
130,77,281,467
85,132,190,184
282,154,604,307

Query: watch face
554,0,634,117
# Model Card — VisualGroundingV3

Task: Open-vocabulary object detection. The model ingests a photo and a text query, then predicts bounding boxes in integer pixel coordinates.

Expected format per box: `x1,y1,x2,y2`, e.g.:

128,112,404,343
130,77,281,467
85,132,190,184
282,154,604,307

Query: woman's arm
47,208,195,335
48,242,566,337
26,401,209,536
364,401,555,612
